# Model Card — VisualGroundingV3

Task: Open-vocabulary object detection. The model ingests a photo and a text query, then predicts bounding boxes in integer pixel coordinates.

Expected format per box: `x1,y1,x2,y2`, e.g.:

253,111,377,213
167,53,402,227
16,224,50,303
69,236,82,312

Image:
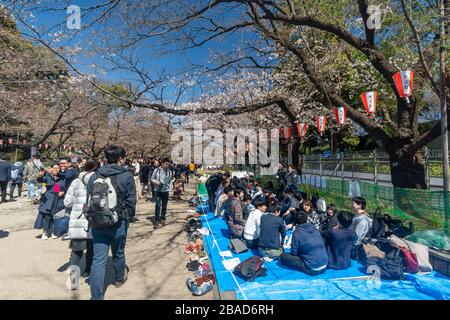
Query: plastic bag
406,230,450,251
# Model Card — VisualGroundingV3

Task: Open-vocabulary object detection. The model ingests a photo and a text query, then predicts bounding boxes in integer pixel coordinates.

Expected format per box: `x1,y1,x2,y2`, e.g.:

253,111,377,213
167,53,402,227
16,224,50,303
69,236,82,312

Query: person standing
34,164,65,239
0,156,11,203
64,160,98,280
9,161,24,199
275,163,287,200
23,154,44,202
58,157,78,196
87,145,136,300
151,158,173,228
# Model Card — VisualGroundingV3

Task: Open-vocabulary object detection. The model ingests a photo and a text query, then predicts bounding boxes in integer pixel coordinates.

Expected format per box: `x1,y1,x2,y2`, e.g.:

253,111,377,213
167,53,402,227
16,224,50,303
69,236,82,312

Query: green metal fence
297,178,450,234
253,172,449,234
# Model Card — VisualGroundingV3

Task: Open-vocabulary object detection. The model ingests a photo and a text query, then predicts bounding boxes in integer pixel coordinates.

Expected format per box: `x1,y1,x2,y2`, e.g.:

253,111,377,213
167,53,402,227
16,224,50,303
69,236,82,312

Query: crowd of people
205,162,373,276
0,147,204,299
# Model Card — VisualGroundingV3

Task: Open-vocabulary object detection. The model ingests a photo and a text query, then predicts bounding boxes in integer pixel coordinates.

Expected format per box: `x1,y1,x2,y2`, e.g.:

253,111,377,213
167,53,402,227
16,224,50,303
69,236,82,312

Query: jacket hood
297,223,317,234
97,164,128,176
79,171,95,181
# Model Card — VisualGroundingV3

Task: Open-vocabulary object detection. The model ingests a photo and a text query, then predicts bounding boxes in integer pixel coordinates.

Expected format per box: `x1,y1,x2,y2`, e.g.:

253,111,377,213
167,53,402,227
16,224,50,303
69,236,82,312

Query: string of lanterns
279,69,414,140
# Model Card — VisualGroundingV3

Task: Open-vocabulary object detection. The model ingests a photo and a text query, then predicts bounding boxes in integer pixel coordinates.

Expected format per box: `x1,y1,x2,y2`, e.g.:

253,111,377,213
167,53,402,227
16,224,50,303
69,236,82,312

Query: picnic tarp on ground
195,185,450,300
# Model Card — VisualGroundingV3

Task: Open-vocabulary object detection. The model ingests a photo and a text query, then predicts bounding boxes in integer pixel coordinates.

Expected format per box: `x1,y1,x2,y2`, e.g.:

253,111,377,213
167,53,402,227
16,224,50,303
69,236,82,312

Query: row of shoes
184,211,215,296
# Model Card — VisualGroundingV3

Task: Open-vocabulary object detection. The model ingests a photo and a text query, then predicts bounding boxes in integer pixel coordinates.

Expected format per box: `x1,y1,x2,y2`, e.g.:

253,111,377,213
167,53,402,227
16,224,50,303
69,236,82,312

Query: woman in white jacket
64,160,98,278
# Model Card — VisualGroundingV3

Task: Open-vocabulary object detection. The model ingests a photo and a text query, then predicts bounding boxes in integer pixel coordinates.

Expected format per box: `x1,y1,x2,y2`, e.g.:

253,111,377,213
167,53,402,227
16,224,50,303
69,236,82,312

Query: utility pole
439,0,449,234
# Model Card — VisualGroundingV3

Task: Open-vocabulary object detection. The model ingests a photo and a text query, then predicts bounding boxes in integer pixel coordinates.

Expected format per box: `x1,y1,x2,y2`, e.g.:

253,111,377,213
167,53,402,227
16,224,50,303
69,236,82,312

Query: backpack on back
11,168,19,180
84,175,121,229
234,256,267,282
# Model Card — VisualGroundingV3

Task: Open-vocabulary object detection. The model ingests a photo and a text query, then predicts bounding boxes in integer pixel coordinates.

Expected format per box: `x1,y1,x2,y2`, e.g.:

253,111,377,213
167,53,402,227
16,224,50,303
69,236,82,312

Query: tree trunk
389,151,427,189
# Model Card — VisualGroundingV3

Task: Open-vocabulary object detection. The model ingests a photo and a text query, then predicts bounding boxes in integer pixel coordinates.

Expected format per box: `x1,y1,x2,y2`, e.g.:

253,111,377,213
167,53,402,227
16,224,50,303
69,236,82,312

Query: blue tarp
197,194,450,300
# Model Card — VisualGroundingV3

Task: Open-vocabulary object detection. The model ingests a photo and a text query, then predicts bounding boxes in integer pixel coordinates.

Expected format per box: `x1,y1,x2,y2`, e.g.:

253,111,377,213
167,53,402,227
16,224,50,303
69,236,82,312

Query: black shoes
115,265,129,288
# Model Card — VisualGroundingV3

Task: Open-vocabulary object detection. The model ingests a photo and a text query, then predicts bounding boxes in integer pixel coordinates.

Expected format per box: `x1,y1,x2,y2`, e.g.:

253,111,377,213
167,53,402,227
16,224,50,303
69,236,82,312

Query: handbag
53,215,70,237
398,246,419,273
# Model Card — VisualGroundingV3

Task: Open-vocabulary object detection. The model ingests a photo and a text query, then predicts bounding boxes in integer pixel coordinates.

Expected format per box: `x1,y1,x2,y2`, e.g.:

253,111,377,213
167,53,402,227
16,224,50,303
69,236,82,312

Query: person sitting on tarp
280,211,328,275
350,197,372,259
302,200,322,230
243,199,268,249
280,187,294,216
321,204,340,232
224,188,246,239
215,186,233,217
322,211,357,270
258,202,286,260
242,194,254,221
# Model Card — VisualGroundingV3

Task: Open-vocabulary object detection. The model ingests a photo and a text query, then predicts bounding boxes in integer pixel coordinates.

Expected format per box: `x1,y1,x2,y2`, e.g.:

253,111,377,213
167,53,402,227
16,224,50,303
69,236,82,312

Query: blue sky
9,0,262,103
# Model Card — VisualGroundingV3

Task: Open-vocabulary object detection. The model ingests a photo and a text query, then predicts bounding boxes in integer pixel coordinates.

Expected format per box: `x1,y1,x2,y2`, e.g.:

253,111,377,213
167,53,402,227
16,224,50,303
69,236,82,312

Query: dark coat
205,173,223,194
225,197,246,238
259,214,286,250
59,168,78,194
291,223,328,270
38,175,65,216
0,160,11,182
322,227,357,270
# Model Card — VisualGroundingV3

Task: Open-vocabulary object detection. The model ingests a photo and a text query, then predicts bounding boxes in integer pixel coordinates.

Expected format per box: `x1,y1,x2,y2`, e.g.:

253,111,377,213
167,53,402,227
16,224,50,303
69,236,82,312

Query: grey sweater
151,167,174,192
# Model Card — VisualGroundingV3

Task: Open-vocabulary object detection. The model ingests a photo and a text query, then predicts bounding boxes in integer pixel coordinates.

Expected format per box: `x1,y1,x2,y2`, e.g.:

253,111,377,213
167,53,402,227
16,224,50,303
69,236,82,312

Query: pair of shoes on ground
41,233,58,240
114,265,130,288
194,263,211,277
186,277,215,296
184,242,202,254
194,273,215,286
186,260,201,271
190,254,208,263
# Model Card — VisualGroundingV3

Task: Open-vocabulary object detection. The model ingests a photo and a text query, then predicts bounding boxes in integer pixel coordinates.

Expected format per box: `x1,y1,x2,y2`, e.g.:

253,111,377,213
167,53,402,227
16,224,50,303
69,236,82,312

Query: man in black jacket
205,172,230,212
0,156,11,203
87,145,136,300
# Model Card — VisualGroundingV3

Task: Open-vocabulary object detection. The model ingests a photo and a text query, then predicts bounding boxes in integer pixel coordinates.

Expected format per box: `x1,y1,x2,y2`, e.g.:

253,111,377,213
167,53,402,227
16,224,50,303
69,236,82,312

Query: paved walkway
0,182,212,300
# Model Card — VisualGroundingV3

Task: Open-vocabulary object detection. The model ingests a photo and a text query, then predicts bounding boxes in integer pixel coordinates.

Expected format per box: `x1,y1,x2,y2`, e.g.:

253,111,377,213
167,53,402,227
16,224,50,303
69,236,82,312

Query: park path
0,181,213,300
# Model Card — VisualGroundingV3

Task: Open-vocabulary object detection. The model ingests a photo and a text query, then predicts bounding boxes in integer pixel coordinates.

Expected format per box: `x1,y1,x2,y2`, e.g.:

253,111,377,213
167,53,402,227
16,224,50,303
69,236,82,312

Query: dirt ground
0,181,213,300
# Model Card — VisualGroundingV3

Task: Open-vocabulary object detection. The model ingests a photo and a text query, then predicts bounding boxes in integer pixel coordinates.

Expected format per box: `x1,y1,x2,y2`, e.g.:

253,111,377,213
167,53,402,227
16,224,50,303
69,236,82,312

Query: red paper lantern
296,122,308,139
334,106,347,126
316,116,327,135
8,138,13,144
361,91,378,116
279,127,292,139
392,70,414,102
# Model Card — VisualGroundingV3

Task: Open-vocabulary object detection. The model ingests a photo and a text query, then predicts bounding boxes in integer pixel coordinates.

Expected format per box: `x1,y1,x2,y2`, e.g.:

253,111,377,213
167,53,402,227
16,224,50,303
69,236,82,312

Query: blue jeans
90,219,129,300
154,191,169,221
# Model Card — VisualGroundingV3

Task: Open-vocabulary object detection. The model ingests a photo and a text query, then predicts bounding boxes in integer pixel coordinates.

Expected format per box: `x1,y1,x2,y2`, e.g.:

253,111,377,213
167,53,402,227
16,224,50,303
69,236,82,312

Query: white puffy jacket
64,172,94,239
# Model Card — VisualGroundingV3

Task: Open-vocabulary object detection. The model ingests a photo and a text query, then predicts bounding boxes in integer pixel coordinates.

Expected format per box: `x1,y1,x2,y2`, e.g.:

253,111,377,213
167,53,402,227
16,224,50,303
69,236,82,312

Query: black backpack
382,214,414,238
234,256,267,282
366,208,387,239
366,246,406,280
83,174,122,229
